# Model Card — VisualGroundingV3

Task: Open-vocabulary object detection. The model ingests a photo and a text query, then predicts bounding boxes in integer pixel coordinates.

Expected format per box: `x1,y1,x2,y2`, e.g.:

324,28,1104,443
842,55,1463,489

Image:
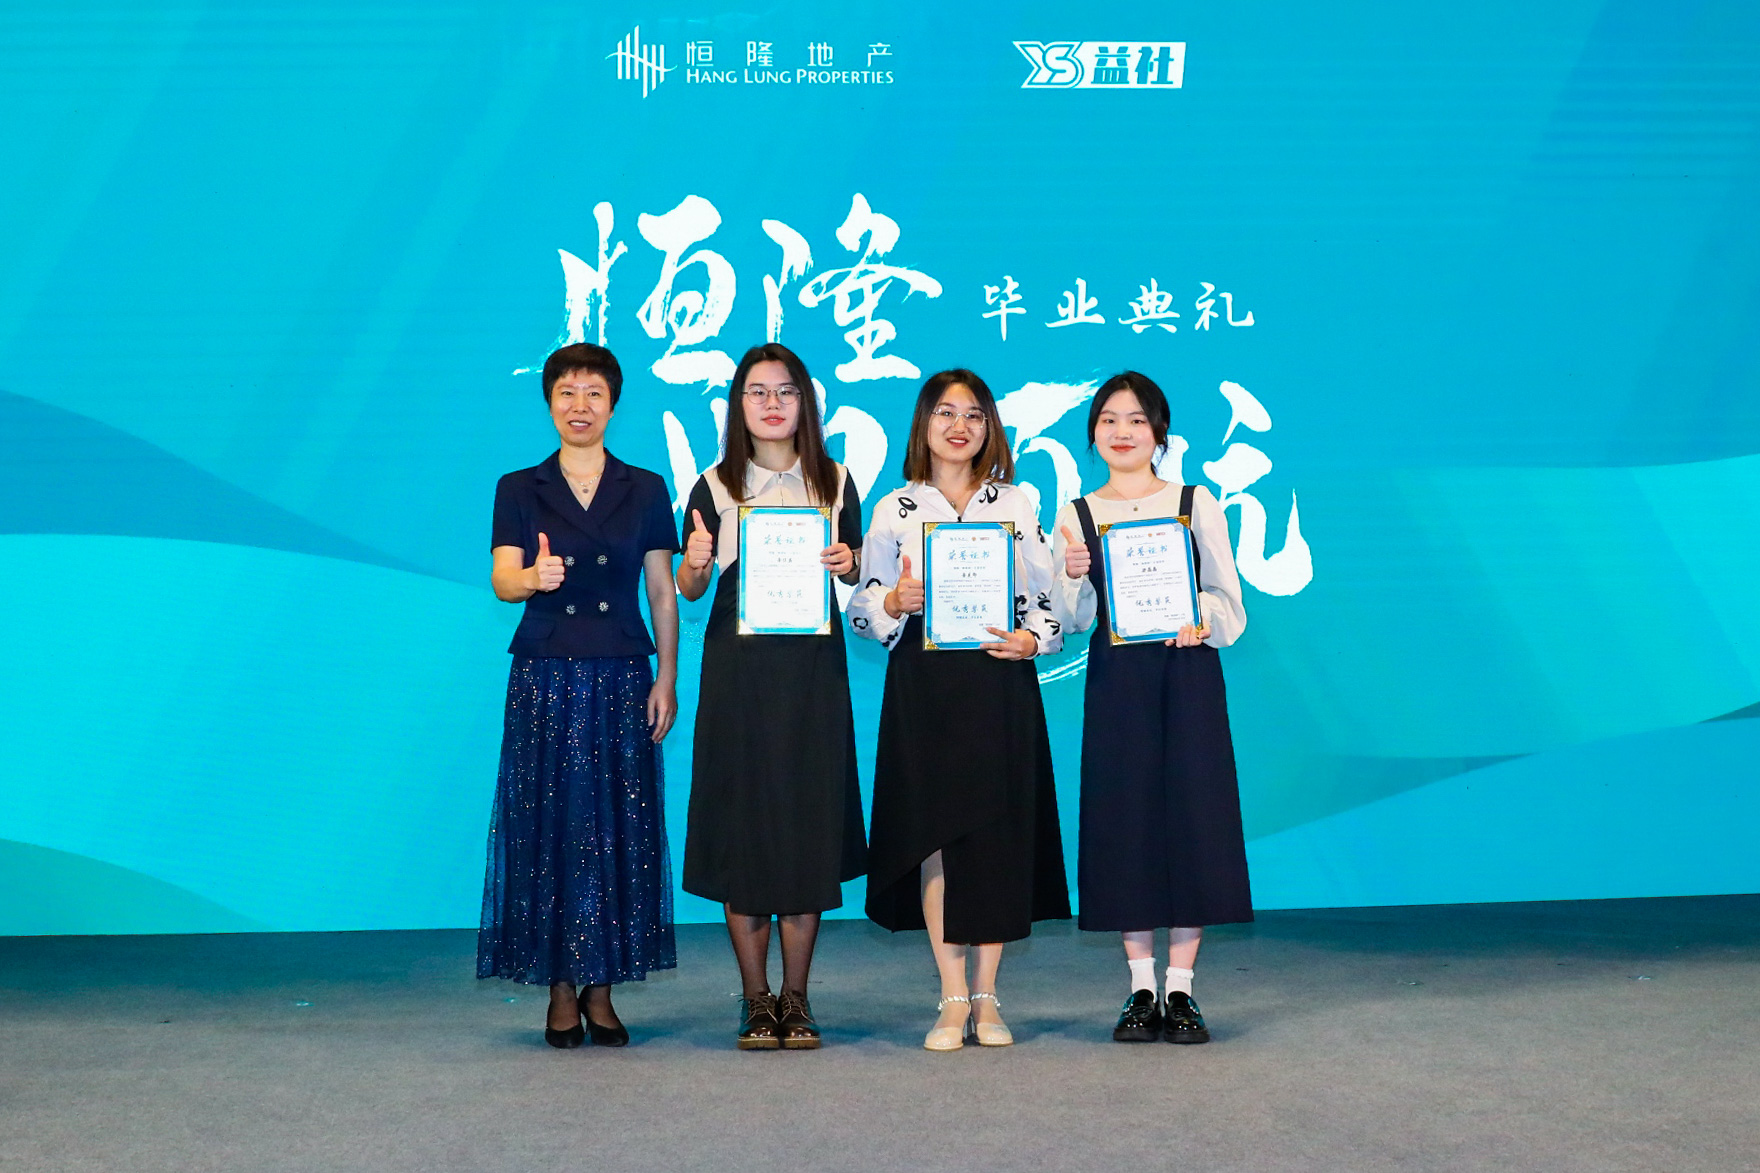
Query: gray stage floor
2,895,1757,1173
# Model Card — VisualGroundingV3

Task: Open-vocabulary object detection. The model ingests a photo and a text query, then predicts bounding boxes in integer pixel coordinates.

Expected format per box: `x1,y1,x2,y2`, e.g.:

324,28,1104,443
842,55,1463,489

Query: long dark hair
717,343,841,506
900,368,1015,485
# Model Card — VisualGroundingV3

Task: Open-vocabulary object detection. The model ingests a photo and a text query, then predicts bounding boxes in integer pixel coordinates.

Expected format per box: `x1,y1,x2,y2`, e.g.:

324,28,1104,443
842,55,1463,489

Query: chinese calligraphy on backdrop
519,192,1313,674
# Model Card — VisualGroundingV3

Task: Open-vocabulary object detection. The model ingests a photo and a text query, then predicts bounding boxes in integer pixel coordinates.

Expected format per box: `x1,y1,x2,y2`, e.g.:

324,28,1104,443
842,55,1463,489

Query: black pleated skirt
1077,636,1254,931
864,616,1070,944
682,566,868,915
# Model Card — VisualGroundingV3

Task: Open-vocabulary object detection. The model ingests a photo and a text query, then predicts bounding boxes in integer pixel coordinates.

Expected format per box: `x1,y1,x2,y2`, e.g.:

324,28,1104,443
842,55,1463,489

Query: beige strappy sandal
970,991,1013,1046
924,994,973,1051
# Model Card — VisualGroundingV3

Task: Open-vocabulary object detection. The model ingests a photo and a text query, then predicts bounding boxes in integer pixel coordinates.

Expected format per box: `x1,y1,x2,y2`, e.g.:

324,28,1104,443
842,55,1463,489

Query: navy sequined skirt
477,656,676,986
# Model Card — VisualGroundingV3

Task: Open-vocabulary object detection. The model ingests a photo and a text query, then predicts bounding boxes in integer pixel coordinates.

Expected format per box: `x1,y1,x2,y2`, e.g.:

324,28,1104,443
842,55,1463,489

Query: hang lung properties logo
609,26,672,97
1014,41,1185,89
609,25,896,93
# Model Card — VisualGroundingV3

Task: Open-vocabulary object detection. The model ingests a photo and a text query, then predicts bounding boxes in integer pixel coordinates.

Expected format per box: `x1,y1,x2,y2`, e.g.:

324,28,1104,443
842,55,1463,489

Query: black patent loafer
587,1018,629,1047
738,992,781,1050
776,990,822,1049
1112,989,1162,1042
1163,991,1210,1044
544,1023,585,1049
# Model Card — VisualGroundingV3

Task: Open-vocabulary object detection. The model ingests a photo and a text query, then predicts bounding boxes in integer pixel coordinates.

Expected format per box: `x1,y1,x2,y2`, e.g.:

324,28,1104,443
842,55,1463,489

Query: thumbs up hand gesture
531,532,566,592
685,509,715,572
886,553,925,618
1059,524,1090,580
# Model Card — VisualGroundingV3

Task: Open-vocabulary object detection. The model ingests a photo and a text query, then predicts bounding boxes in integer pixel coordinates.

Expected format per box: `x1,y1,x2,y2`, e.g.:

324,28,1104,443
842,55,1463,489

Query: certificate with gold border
737,506,832,636
922,521,1015,650
1100,517,1199,644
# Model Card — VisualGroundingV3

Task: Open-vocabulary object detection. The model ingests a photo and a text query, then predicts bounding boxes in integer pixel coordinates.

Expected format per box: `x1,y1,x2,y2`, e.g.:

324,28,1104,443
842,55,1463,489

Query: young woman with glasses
1049,371,1252,1045
848,368,1070,1052
675,343,868,1050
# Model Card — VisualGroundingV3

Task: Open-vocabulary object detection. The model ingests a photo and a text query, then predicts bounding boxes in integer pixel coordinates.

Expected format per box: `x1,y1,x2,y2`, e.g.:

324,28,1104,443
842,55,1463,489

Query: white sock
1127,957,1157,994
1166,966,1195,998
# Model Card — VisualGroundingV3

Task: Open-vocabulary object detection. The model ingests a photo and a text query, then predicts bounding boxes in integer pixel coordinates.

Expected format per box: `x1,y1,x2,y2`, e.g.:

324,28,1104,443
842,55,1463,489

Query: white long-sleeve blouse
848,481,1064,656
1049,482,1247,649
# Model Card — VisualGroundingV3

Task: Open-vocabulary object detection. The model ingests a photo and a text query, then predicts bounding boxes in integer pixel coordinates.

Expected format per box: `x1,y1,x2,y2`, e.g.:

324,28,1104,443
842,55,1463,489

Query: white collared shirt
685,460,852,572
744,458,810,504
849,481,1063,654
1049,482,1247,648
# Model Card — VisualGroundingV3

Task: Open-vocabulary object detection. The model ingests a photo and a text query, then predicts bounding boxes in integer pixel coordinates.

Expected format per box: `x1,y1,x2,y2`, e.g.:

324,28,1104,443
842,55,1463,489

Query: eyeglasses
930,408,988,427
742,384,802,404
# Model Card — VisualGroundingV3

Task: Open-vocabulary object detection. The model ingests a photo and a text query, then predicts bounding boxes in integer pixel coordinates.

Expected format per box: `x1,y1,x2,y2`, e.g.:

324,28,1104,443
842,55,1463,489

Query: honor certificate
1100,518,1200,644
922,521,1015,650
737,506,832,636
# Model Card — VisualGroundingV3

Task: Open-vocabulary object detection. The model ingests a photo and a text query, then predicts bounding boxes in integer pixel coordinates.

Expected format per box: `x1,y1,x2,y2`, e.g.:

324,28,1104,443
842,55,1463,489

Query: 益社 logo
609,25,672,97
1014,41,1185,89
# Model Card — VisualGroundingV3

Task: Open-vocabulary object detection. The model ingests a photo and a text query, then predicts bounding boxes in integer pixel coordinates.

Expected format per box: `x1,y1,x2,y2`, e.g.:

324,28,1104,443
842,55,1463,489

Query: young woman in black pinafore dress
675,343,867,1050
1050,371,1253,1045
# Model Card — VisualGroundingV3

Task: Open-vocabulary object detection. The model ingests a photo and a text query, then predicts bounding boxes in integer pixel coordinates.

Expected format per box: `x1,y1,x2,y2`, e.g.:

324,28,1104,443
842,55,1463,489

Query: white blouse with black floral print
848,481,1063,655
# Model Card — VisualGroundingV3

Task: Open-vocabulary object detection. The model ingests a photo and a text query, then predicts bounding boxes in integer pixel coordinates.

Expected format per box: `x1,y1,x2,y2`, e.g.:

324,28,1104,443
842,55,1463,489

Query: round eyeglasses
742,384,802,404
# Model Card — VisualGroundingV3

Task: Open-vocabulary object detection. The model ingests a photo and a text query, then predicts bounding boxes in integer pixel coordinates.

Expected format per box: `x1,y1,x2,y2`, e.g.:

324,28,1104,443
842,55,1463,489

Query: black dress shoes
1112,989,1162,1042
1163,991,1210,1044
737,992,781,1050
587,1018,629,1047
544,1023,585,1049
776,990,822,1049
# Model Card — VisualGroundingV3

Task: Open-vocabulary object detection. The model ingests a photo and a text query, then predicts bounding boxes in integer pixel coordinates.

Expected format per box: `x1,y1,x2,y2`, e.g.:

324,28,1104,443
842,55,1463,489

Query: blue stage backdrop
2,1,1757,934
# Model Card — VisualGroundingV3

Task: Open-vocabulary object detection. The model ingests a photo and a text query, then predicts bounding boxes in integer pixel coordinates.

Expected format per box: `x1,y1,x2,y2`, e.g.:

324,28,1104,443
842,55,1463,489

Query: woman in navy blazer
477,343,682,1050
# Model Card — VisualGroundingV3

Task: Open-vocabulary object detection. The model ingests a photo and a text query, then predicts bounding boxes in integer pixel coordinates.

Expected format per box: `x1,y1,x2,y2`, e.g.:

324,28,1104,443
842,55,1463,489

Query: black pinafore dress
1072,487,1254,931
680,470,868,916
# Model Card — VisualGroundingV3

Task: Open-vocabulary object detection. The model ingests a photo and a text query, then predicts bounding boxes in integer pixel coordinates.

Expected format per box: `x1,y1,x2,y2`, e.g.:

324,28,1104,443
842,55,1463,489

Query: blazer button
565,604,576,615
596,554,608,565
564,556,575,567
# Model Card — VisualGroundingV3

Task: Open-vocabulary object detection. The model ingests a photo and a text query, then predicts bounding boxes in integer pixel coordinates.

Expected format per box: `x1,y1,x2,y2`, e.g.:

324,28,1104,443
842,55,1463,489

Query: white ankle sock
1127,957,1156,994
1166,966,1195,998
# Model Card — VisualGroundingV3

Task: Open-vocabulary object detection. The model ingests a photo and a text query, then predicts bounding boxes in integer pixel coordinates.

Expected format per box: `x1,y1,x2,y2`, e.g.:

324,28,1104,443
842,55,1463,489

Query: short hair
1087,370,1171,449
901,368,1015,485
718,343,841,507
542,343,623,408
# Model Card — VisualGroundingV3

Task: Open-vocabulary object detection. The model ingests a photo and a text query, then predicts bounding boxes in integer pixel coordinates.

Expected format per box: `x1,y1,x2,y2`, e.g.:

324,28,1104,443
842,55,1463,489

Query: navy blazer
491,451,679,659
